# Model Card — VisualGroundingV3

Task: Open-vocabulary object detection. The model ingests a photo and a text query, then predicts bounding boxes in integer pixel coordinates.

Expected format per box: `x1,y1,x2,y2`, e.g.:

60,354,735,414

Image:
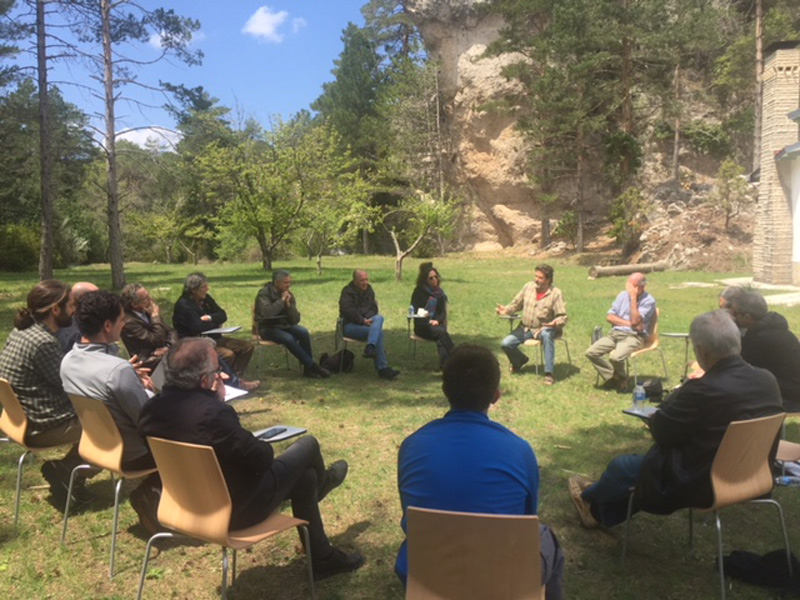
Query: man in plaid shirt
0,280,95,505
496,264,568,385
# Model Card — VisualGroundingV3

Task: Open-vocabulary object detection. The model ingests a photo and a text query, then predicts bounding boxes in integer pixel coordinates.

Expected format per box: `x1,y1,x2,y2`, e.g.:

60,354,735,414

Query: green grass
1,255,799,599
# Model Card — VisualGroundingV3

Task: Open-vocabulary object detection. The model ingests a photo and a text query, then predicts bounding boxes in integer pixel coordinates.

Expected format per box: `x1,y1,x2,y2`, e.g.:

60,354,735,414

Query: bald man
585,273,657,390
56,281,99,352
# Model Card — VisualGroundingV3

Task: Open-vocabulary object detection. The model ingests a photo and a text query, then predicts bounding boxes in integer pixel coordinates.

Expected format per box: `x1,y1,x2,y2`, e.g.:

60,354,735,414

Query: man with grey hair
138,337,364,580
172,271,258,391
120,283,175,369
569,309,782,528
730,292,800,411
718,285,743,310
254,270,330,378
585,272,657,391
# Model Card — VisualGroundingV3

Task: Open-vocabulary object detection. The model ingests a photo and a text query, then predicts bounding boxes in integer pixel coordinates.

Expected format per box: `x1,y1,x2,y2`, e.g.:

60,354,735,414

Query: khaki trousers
585,329,645,381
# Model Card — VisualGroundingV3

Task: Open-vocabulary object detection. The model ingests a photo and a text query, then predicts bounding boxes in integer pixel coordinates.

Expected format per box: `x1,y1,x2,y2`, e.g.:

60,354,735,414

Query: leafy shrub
609,187,646,257
0,224,39,271
553,210,578,248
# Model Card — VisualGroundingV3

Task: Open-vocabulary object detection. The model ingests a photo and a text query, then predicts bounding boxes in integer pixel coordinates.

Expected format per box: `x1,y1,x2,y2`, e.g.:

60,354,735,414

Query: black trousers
234,436,332,561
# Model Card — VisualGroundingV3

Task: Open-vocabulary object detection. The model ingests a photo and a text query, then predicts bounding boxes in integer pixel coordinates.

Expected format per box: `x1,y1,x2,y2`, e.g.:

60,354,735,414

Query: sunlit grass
1,255,798,599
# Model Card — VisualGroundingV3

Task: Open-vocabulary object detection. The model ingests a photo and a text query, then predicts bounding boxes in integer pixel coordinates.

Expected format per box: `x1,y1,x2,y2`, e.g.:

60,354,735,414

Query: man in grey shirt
60,290,160,532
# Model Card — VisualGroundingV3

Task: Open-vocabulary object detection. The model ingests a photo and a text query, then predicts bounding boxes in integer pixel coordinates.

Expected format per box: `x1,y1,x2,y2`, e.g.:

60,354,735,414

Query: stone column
753,43,800,284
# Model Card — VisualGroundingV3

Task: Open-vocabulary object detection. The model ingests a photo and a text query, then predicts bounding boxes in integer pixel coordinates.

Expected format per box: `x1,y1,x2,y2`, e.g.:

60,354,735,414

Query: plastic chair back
147,436,232,545
0,378,30,446
406,507,542,600
69,394,126,473
709,412,785,510
632,308,660,356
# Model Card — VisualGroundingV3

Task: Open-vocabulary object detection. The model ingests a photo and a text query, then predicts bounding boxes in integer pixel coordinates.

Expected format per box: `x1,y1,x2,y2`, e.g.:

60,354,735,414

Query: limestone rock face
406,0,534,248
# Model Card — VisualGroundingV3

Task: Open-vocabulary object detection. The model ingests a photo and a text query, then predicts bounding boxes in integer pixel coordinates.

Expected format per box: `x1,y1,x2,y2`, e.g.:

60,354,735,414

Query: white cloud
117,127,182,151
291,18,307,34
242,6,289,43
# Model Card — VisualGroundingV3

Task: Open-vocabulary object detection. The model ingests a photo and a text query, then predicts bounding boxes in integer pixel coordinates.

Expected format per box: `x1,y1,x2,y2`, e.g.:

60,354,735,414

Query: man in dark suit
138,337,364,580
730,292,800,412
569,309,783,528
120,283,175,368
172,272,259,391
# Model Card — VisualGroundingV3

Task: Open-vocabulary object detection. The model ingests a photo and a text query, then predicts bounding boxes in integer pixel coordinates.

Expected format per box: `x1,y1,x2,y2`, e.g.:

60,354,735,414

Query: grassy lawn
1,254,799,599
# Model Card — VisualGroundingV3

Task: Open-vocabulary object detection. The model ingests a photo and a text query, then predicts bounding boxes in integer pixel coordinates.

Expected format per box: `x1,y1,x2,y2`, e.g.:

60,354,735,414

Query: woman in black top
410,262,454,369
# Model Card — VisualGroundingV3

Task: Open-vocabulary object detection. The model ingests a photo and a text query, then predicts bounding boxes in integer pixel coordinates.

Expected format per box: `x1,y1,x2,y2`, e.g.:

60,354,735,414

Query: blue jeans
343,315,387,371
501,326,557,373
260,325,314,368
581,454,646,527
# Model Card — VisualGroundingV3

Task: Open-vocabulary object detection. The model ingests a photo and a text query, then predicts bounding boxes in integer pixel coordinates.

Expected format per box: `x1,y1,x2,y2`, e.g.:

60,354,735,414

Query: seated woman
410,262,454,369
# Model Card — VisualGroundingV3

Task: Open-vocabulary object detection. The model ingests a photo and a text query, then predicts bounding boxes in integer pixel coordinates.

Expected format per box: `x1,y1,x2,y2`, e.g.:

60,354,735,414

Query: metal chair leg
110,475,124,578
714,512,726,600
13,450,30,528
137,532,177,600
750,498,793,577
61,463,94,545
221,546,229,600
621,491,636,567
300,524,317,600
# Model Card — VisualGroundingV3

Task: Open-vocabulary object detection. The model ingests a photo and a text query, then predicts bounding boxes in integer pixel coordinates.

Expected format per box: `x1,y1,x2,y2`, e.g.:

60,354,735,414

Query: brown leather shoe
568,475,599,529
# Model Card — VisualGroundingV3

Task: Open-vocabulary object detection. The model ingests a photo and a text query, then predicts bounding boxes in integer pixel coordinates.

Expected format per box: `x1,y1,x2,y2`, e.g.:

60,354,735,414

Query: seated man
730,292,800,412
255,270,329,379
396,344,564,599
120,283,176,369
0,280,92,505
55,281,98,353
496,263,567,384
569,309,783,529
339,269,399,380
172,271,259,391
138,337,364,580
585,272,656,390
60,290,160,531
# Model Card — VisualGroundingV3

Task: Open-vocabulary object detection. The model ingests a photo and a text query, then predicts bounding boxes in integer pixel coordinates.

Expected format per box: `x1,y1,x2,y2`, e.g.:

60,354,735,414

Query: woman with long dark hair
410,262,454,369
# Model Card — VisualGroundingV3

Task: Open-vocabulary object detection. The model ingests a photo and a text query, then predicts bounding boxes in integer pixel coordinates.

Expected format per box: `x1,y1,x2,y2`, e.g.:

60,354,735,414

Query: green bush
0,224,39,271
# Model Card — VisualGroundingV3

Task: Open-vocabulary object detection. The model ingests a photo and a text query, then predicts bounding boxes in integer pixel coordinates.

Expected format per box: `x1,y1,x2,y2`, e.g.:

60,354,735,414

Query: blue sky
24,1,369,146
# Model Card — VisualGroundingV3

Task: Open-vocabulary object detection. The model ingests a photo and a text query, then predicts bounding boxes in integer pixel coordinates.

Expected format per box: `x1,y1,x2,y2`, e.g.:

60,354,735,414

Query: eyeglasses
428,274,439,280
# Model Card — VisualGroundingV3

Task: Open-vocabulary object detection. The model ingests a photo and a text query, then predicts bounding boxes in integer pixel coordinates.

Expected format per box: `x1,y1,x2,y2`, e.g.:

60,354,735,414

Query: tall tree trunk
575,125,585,253
36,0,54,281
620,2,633,185
671,64,681,181
752,0,763,172
102,0,125,289
361,228,369,254
316,252,323,275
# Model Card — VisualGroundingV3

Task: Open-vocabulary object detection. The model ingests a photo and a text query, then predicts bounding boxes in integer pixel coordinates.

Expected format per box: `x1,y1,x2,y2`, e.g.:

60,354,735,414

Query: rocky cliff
406,0,539,251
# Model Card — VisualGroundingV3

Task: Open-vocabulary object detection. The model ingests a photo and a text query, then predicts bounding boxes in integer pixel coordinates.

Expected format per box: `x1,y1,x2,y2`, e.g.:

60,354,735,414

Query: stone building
753,41,800,284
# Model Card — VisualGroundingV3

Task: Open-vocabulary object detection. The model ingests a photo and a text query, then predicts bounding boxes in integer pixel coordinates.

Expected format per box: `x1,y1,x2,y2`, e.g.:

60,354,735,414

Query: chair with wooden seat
333,318,364,373
137,437,315,600
621,413,792,600
522,332,572,375
61,394,158,578
407,317,435,359
626,308,668,385
251,306,292,371
0,378,71,528
406,506,543,600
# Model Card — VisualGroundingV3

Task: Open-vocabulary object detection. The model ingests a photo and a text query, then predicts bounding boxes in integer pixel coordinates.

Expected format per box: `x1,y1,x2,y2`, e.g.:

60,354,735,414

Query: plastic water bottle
408,305,414,318
775,476,800,487
633,384,646,411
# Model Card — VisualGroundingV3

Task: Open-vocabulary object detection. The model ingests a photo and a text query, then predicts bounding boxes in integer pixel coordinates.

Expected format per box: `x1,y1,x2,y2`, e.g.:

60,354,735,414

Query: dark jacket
254,283,300,336
740,312,800,412
121,310,175,366
411,285,448,336
172,293,227,338
138,386,275,529
635,355,783,514
339,281,378,325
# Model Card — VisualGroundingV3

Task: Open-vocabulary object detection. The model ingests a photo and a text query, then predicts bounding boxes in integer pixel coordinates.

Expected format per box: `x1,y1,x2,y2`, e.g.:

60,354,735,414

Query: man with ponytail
0,280,95,505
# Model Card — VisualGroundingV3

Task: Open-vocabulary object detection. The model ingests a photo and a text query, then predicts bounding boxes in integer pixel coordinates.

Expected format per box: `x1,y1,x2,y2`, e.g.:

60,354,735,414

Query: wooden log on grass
588,261,668,279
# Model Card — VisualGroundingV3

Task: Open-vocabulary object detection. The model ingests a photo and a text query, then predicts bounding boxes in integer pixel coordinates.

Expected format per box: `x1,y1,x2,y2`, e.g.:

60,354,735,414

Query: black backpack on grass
319,349,355,374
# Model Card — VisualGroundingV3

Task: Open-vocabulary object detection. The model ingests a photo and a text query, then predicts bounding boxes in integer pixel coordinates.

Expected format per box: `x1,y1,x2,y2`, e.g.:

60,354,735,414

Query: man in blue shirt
585,272,657,390
396,343,564,599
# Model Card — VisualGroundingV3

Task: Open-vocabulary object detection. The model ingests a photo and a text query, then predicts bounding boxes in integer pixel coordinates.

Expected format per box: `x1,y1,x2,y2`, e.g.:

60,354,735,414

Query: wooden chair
0,378,71,528
61,394,158,578
137,437,315,600
334,318,364,372
406,506,543,600
251,306,292,371
626,308,668,385
621,413,792,600
523,332,572,375
407,317,435,359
